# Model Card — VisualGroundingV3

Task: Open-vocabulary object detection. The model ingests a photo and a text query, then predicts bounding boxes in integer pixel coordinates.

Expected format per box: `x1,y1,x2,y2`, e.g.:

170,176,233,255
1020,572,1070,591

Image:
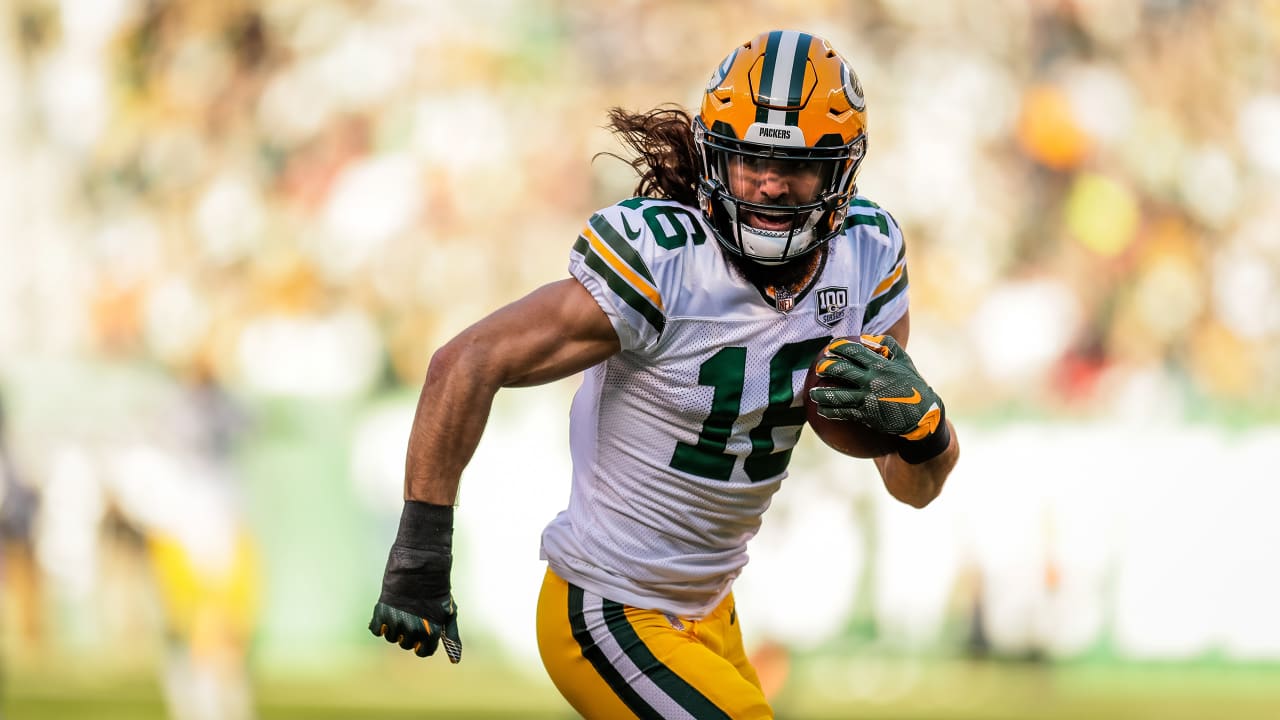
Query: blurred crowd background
2,1,1279,718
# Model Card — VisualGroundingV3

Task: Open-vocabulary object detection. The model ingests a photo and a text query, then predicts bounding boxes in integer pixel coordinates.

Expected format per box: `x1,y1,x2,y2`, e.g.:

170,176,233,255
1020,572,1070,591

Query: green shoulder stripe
863,265,909,326
574,236,666,335
589,213,657,287
891,241,905,265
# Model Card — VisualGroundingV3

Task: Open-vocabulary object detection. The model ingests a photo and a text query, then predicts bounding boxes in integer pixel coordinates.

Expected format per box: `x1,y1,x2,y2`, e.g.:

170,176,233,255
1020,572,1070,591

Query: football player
371,30,959,718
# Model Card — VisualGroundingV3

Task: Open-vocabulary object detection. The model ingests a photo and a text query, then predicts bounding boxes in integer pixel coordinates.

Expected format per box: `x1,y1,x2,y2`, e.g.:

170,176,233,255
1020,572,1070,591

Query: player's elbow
883,440,957,509
902,480,944,509
425,339,465,385
883,471,941,508
425,332,505,395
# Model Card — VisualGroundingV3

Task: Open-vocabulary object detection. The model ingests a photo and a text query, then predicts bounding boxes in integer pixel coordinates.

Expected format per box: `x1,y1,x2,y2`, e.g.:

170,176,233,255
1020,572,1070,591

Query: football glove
370,501,463,663
808,335,951,464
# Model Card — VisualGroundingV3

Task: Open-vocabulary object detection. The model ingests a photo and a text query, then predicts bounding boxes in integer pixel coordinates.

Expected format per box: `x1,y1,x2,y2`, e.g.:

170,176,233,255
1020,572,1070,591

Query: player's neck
725,246,827,312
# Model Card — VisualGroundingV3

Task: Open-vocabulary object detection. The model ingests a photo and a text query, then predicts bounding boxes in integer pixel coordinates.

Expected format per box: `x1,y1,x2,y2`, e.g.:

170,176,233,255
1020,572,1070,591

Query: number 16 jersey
539,196,908,618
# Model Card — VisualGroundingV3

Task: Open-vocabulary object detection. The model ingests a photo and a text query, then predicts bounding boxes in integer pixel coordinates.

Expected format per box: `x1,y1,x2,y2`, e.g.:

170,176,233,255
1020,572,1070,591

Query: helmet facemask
696,121,864,265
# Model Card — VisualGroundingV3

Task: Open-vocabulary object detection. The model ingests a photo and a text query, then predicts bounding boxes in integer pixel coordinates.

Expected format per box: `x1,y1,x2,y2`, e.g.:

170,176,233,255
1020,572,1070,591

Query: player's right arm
406,277,621,505
371,277,620,662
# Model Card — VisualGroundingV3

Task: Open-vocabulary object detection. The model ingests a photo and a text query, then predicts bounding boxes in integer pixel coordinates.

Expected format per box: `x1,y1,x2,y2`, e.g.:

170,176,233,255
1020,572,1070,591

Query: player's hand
369,597,462,662
808,335,950,462
371,501,463,663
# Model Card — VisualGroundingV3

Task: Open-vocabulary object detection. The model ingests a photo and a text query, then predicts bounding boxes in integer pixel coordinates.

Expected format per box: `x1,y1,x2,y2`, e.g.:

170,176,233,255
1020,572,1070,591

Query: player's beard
721,243,826,297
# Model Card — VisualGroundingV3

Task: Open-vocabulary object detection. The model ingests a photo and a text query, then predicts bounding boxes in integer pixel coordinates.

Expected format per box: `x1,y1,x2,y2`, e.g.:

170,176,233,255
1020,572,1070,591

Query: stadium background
2,0,1279,718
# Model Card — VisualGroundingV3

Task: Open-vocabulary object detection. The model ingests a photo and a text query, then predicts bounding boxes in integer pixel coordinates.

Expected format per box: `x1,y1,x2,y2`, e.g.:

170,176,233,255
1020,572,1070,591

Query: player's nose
756,166,790,201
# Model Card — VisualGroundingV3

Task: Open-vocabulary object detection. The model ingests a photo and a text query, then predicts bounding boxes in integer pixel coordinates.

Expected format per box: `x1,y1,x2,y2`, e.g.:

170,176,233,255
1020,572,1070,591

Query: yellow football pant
536,567,771,719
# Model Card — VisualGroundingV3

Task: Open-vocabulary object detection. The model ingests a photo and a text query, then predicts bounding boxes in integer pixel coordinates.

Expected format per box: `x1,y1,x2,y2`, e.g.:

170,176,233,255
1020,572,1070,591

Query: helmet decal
841,62,866,112
744,122,805,147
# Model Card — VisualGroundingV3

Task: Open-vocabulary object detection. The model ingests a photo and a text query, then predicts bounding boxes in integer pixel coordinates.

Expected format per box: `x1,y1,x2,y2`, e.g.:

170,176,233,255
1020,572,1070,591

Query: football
802,343,901,458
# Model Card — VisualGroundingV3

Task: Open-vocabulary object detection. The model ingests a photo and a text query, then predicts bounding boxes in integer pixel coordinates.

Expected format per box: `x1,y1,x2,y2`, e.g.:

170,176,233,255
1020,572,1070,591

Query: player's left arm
870,311,958,508
811,309,959,507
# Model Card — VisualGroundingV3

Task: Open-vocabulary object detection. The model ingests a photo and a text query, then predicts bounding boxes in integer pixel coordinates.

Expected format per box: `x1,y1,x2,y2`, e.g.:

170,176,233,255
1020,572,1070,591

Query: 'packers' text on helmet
695,30,868,265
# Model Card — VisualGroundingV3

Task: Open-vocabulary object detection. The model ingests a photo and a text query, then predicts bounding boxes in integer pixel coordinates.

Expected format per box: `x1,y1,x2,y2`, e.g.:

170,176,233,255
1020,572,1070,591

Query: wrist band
394,500,454,550
897,418,951,465
380,501,455,612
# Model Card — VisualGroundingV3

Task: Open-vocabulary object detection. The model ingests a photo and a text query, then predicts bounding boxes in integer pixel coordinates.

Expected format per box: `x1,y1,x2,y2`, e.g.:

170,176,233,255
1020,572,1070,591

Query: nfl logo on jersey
815,286,848,327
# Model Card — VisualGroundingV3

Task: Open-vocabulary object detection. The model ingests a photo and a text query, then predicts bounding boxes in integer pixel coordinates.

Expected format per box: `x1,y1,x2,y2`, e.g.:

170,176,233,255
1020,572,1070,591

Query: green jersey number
670,337,831,482
619,197,707,250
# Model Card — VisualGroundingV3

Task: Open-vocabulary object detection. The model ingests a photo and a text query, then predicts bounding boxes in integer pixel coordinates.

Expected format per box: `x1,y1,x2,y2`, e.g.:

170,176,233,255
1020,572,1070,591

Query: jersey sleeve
568,204,667,352
847,199,909,334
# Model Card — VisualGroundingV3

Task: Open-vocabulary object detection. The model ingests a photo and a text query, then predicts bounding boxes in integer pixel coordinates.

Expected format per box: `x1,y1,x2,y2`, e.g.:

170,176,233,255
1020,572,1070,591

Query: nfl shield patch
815,286,848,327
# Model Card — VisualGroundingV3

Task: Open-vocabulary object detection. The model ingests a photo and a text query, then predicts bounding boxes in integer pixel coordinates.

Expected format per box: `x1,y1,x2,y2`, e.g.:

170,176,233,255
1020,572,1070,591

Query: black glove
369,501,462,663
808,335,951,464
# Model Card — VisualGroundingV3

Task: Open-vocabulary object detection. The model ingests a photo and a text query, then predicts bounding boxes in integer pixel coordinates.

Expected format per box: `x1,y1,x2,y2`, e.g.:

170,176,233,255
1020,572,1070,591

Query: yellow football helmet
695,30,868,264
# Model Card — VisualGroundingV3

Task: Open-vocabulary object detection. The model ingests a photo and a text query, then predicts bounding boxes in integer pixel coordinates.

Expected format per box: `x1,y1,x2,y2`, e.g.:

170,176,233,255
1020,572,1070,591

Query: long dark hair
602,105,701,207
602,105,822,288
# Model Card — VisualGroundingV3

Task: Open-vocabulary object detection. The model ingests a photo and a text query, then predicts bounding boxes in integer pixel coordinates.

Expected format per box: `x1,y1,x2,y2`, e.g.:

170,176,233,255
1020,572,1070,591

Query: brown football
802,345,900,458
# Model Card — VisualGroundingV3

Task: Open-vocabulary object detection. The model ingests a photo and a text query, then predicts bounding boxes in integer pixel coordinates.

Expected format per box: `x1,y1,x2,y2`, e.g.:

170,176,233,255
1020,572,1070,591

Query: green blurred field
8,652,1280,720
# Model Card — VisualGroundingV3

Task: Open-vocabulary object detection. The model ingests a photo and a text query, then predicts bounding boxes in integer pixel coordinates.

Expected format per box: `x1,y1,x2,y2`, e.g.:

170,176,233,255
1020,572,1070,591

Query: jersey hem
543,557,735,621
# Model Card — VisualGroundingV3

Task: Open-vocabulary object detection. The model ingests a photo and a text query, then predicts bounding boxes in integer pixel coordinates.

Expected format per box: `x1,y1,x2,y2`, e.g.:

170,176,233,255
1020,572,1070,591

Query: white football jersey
539,196,909,618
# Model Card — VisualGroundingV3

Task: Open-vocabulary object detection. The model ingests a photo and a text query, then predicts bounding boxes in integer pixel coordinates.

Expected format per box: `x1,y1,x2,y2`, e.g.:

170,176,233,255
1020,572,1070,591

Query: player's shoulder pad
849,196,909,331
573,199,672,287
570,199,678,338
576,195,709,283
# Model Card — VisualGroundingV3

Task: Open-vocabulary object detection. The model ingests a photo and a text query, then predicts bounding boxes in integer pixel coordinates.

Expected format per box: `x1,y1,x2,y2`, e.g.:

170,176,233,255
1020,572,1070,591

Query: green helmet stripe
784,33,811,126
754,30,782,125
754,31,812,128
